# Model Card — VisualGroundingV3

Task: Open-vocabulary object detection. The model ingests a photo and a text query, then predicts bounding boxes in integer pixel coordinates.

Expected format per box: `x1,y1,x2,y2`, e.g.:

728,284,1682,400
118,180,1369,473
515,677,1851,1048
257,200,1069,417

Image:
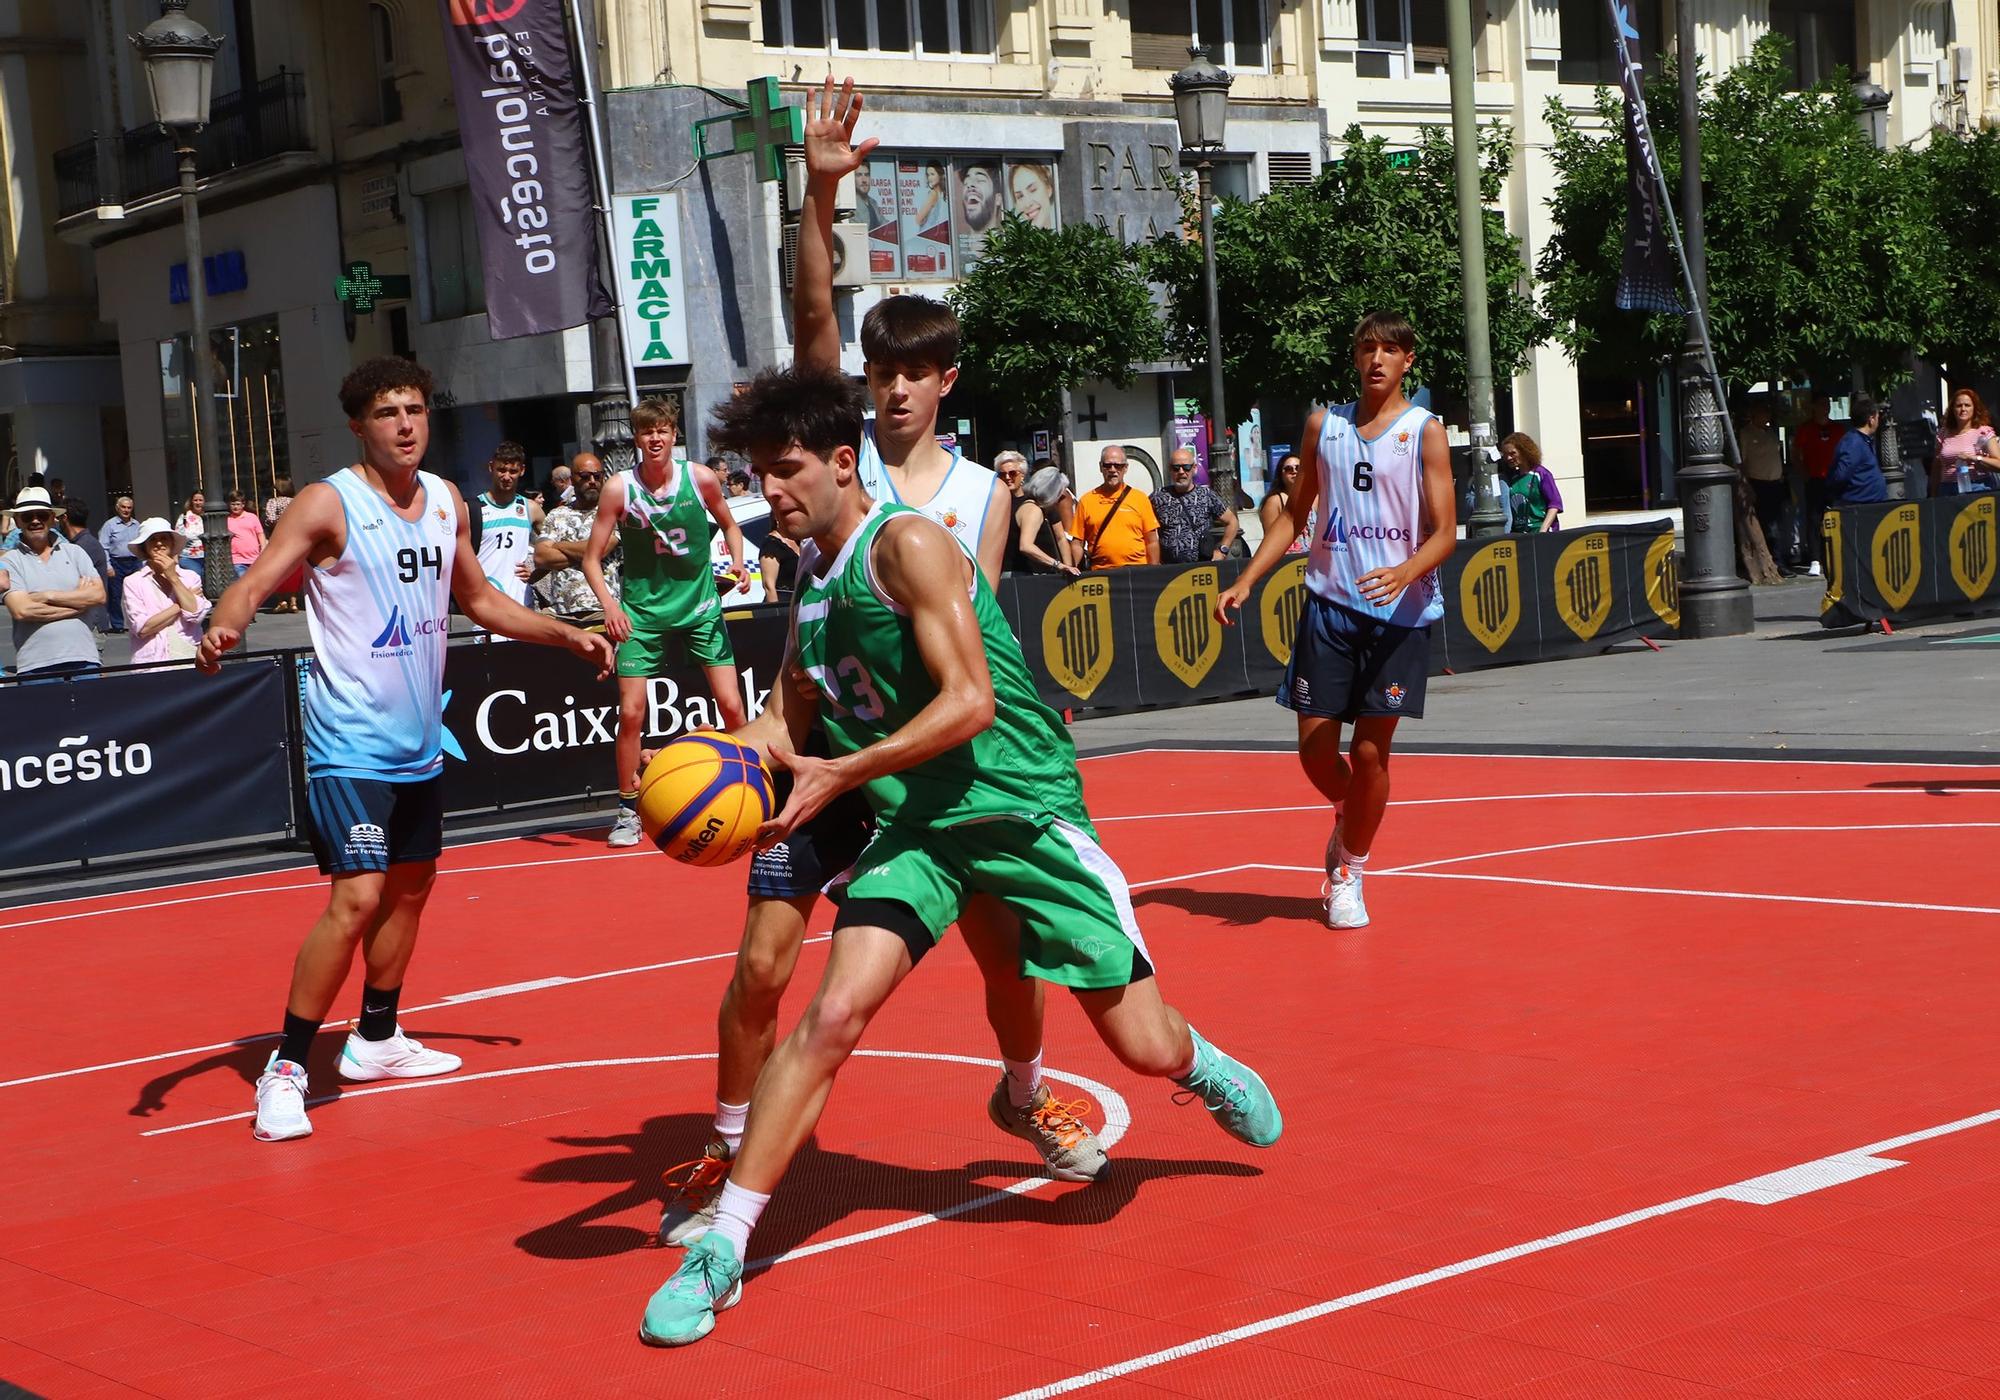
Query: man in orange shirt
1075,445,1159,568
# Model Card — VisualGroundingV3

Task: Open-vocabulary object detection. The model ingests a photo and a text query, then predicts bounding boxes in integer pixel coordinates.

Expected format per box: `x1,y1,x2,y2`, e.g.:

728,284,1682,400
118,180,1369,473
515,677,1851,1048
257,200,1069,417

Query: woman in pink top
122,518,210,666
225,490,266,577
1932,388,2000,494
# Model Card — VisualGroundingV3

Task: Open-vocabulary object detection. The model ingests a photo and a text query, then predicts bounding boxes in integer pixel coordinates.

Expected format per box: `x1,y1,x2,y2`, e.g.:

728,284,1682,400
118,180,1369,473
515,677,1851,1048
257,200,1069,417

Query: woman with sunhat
122,516,210,667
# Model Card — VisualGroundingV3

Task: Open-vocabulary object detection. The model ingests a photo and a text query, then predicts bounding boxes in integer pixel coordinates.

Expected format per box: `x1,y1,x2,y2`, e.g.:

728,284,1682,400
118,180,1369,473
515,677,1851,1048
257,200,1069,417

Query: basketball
636,734,775,867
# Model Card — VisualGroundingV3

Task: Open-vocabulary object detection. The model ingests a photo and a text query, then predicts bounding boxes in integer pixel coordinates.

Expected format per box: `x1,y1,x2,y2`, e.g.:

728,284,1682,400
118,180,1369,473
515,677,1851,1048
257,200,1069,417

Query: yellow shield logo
1554,532,1614,640
1152,565,1223,689
1820,508,1845,615
1040,576,1113,699
1643,531,1679,628
1459,539,1520,654
1949,496,1996,602
1257,558,1308,665
1870,504,1922,611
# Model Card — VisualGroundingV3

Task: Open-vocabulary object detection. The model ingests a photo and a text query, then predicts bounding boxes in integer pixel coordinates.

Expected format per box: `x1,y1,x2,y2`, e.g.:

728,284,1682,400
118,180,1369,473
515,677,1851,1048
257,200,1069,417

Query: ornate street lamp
1849,79,1903,498
1170,46,1238,513
132,0,231,600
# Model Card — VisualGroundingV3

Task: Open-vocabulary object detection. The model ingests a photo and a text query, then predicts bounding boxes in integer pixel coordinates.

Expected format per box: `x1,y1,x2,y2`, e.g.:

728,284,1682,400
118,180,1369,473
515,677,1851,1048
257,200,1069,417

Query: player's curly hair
339,357,434,419
706,364,868,463
491,440,527,465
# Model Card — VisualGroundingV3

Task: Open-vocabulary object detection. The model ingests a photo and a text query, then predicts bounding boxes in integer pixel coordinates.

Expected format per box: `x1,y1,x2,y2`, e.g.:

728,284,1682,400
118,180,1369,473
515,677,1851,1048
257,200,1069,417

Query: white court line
138,1050,1131,1276
0,864,1254,1095
1383,870,2000,918
0,848,652,932
1093,790,1997,825
1386,822,2000,874
1003,1105,2000,1398
1082,745,2000,770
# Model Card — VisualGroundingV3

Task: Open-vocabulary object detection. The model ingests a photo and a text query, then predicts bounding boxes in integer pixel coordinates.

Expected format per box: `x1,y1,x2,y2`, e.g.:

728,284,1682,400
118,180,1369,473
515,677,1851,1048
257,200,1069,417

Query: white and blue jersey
302,467,457,782
1306,402,1444,628
856,421,996,563
475,490,534,605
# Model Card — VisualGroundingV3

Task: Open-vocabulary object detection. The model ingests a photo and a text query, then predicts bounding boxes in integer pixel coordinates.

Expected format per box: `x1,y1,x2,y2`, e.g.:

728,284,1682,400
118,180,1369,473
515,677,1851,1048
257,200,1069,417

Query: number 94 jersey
1306,402,1445,628
302,467,457,781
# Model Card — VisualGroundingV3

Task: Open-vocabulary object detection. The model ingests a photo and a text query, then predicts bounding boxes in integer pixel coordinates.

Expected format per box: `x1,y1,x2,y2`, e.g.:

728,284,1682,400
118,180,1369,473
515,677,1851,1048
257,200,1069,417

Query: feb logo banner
610,191,691,365
1152,565,1222,689
1460,539,1520,654
1040,576,1113,700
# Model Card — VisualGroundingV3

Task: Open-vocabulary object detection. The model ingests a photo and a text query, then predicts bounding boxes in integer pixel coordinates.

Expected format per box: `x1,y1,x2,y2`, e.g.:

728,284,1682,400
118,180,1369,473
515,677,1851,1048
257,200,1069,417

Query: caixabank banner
1821,495,2000,627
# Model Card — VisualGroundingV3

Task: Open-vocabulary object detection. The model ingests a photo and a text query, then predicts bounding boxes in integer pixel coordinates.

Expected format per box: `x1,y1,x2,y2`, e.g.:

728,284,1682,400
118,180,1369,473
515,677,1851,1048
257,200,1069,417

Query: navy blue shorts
1279,593,1431,722
746,784,873,900
306,775,444,875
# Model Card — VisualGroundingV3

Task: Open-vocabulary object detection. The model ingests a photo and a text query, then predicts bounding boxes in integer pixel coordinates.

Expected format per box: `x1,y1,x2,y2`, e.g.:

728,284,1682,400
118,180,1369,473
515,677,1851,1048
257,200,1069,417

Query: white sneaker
1324,868,1370,929
608,808,643,848
338,1027,463,1082
254,1058,313,1142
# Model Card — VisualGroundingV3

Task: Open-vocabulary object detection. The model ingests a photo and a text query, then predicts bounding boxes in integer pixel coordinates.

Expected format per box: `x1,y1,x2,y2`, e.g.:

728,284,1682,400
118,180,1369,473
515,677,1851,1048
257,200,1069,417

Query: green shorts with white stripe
836,814,1155,989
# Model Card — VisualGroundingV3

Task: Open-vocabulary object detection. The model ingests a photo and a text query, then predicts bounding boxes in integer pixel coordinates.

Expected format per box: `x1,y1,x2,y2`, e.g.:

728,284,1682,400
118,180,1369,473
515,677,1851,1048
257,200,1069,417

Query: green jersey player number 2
792,503,1147,989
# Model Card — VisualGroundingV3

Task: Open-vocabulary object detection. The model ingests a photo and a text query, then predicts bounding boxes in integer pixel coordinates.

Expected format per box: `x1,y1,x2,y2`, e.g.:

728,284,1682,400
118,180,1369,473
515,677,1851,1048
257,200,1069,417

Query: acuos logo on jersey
1319,504,1412,550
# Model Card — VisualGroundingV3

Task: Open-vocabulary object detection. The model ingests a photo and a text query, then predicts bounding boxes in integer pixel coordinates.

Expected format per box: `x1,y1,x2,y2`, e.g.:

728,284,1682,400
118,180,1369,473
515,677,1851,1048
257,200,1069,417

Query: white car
711,491,776,607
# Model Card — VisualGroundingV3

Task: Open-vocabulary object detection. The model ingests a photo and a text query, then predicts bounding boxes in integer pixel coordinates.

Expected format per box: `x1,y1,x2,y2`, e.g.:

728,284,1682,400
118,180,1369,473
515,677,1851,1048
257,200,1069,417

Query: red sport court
6,746,2000,1399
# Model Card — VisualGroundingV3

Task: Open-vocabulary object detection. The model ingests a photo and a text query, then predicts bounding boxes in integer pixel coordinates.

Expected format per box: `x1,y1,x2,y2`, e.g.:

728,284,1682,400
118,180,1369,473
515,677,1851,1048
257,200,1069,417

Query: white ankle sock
713,1099,749,1153
710,1180,769,1256
1002,1052,1043,1109
1338,843,1370,873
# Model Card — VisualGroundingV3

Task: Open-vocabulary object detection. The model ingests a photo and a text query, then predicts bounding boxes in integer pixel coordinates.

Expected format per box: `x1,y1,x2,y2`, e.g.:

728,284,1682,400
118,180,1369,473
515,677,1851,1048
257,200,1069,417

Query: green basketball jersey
617,463,720,631
794,503,1088,830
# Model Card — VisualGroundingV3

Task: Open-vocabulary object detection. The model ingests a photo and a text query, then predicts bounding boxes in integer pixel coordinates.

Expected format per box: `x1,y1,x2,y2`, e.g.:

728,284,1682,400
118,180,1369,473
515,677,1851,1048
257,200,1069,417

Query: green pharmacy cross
335,260,411,314
692,77,804,184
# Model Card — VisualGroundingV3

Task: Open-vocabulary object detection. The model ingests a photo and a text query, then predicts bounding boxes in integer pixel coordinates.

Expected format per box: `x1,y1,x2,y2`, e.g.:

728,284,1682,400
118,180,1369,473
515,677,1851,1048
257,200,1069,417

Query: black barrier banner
1012,572,1144,714
437,0,611,339
1444,535,1540,667
0,660,291,867
1822,493,2000,627
438,610,790,813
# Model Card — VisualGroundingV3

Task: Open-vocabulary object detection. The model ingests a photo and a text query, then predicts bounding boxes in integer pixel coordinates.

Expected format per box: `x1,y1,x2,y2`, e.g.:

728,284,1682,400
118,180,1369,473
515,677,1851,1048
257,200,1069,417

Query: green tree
1916,126,2000,382
1540,38,1947,390
1142,123,1548,422
947,216,1163,428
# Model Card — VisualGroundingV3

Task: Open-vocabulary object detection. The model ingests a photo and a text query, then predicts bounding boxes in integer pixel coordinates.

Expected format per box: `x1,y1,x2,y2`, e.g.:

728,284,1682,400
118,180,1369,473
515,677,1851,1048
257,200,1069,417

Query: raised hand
803,76,877,183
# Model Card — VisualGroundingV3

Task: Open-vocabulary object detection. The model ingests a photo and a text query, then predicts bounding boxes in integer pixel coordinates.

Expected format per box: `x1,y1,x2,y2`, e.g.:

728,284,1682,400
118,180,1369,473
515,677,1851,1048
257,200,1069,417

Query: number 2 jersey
302,466,456,781
1306,401,1445,628
793,502,1087,831
617,462,722,633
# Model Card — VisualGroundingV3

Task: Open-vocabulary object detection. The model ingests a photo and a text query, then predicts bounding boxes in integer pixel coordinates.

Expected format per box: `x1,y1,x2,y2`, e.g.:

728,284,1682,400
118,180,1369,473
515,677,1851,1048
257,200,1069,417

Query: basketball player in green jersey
585,396,751,847
637,364,1281,1347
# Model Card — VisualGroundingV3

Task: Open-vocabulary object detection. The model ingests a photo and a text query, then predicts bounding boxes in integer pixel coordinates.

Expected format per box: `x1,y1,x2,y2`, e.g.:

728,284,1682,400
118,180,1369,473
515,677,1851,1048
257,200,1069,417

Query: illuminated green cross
336,261,385,312
692,77,803,184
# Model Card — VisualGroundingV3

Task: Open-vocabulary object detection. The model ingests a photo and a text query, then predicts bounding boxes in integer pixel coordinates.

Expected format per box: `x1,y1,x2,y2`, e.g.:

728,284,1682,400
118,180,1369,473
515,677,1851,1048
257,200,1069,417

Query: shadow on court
1868,778,2000,794
1134,886,1323,927
514,1111,1260,1264
127,1029,524,1118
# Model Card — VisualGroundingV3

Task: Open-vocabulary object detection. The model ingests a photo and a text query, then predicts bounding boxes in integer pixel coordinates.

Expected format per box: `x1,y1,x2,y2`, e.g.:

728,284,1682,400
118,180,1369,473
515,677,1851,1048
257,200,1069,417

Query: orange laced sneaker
987,1080,1107,1182
658,1137,734,1247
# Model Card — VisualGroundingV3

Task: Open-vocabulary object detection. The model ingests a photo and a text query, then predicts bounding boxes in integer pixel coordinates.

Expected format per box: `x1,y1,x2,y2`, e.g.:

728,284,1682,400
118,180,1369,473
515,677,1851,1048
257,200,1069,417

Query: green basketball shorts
615,613,735,678
835,814,1156,989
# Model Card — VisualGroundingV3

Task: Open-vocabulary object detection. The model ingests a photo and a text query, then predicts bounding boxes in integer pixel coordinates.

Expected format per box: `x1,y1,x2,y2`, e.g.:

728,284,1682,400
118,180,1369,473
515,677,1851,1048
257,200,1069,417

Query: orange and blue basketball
636,734,775,867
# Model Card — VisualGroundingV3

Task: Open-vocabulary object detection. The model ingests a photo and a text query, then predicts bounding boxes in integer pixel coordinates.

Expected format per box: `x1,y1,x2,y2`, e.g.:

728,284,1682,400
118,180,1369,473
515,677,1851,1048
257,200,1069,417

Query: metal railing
53,69,314,219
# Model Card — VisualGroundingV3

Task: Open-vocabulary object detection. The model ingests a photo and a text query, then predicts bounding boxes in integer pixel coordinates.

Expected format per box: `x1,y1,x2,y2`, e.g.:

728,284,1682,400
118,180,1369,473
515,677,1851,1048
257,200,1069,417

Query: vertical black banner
1822,496,1998,626
1608,0,1683,314
437,0,611,339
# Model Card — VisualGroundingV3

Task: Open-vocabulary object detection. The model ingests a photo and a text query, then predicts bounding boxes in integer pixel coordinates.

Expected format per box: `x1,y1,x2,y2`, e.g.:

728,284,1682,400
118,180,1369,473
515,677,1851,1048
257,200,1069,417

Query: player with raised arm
654,79,1102,1250
588,396,751,849
198,357,614,1143
1214,311,1457,929
636,364,1280,1347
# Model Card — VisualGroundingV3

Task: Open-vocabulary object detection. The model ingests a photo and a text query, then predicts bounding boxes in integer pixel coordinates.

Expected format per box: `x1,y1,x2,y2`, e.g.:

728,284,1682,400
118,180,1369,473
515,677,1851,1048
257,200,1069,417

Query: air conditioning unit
780,220,868,290
782,152,857,218
1953,42,1974,89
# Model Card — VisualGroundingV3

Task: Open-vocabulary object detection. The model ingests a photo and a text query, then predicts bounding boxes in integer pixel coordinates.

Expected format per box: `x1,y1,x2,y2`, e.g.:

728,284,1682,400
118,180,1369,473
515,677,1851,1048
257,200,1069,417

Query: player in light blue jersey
200,357,613,1144
1217,311,1457,930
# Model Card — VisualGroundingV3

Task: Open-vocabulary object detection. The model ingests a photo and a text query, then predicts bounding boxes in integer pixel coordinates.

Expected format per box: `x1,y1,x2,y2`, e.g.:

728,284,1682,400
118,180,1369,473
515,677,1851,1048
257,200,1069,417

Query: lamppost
1850,79,1903,499
1445,0,1508,538
131,0,229,601
1170,47,1237,512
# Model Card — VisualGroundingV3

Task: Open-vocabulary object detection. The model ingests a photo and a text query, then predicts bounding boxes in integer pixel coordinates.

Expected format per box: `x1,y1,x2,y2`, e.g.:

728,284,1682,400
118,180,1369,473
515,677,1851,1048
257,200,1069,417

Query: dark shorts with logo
1279,593,1430,723
306,775,445,875
746,784,874,900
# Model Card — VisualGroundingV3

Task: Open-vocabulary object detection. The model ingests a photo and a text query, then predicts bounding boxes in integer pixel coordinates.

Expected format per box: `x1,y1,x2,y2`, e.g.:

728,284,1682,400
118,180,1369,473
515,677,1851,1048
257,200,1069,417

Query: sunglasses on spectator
1170,464,1194,472
572,471,604,482
17,512,53,526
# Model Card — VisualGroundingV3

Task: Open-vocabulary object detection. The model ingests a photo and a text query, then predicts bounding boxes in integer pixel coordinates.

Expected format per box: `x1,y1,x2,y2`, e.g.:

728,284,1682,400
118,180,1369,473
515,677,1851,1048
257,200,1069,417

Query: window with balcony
1353,0,1458,78
422,187,487,322
1557,0,1662,86
1769,0,1856,89
371,4,402,125
1130,0,1267,71
760,0,994,56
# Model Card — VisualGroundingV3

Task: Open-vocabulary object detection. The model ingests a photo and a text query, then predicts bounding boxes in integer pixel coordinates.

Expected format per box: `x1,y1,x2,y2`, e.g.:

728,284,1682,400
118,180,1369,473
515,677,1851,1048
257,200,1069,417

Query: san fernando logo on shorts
1554,532,1614,641
1460,539,1520,654
1153,566,1222,689
1949,495,1996,602
1644,531,1680,629
1258,558,1308,665
1870,504,1922,611
1040,576,1113,700
1384,682,1406,710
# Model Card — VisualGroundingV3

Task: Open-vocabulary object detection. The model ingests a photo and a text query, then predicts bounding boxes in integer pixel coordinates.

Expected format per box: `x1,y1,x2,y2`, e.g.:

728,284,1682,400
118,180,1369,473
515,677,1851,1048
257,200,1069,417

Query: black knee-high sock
277,1011,320,1069
357,984,401,1042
